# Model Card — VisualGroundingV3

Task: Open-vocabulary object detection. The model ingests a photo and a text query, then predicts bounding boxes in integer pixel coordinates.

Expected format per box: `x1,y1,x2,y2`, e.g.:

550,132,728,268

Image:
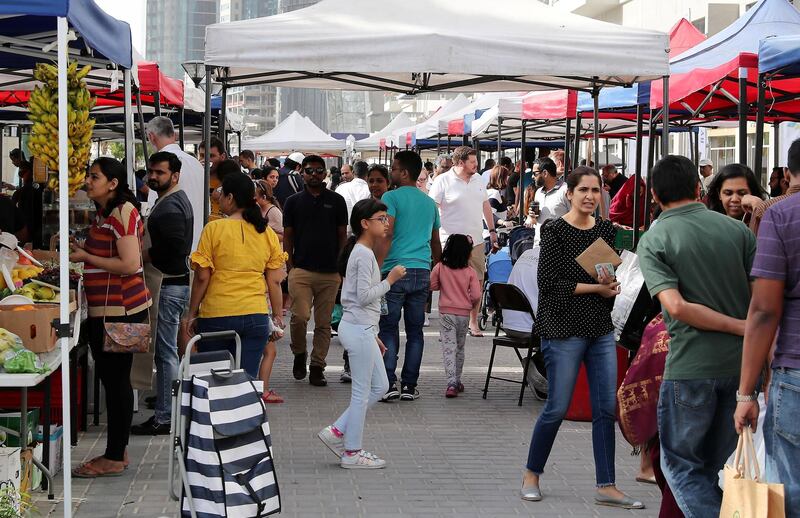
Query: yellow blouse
191,219,285,319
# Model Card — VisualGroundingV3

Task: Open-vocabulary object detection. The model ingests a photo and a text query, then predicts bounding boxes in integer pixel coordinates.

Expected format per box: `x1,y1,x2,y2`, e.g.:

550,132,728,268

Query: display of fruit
0,265,44,291
0,328,23,356
27,61,96,196
0,288,11,301
14,283,57,303
35,264,81,290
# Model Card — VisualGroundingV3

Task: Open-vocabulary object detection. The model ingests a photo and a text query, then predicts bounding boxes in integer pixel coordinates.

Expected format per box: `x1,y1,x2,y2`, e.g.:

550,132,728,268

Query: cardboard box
0,410,39,448
34,425,62,477
0,447,21,498
0,300,75,353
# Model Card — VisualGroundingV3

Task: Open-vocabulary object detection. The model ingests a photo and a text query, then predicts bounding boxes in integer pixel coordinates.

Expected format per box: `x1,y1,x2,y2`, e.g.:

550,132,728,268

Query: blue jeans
379,268,429,387
333,320,389,451
658,376,739,518
154,284,189,424
765,367,800,518
197,314,271,379
526,333,617,487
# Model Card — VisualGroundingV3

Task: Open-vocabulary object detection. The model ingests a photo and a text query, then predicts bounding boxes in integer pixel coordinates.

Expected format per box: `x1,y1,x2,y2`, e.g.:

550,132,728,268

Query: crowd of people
45,112,799,516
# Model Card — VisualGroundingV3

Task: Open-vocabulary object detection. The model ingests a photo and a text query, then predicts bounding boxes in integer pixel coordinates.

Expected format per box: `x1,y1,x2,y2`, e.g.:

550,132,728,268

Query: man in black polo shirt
284,154,348,386
131,151,193,435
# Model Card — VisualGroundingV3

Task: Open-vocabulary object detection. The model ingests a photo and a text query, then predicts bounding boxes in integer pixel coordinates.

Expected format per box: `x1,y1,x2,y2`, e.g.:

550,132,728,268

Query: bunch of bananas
27,62,96,195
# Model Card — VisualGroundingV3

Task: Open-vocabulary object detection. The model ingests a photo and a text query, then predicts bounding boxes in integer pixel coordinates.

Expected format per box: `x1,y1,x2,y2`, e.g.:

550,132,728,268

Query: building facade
145,0,218,80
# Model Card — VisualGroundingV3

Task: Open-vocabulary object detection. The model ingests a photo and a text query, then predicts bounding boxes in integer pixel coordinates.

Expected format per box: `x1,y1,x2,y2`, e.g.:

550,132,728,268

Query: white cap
699,158,713,167
288,152,305,164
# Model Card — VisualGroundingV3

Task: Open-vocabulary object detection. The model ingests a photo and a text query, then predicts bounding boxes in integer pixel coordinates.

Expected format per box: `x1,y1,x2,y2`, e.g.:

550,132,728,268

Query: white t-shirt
428,169,488,246
502,247,540,334
533,180,570,225
335,177,371,229
161,143,204,251
480,169,492,188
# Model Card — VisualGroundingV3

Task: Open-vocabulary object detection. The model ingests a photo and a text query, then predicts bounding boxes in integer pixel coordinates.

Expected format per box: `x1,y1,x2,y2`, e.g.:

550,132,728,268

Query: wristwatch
736,390,758,402
489,229,497,234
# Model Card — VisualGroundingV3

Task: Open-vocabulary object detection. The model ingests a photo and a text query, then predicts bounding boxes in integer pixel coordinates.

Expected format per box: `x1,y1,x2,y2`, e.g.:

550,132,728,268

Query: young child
318,199,406,469
430,234,482,398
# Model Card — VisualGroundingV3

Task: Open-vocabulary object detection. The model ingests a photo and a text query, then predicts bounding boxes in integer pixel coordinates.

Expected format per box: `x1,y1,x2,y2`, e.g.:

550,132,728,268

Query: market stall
242,110,345,153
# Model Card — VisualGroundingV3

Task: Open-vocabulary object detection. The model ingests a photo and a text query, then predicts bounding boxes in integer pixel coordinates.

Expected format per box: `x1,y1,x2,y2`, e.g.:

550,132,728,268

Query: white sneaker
423,314,430,327
317,426,345,459
340,450,387,469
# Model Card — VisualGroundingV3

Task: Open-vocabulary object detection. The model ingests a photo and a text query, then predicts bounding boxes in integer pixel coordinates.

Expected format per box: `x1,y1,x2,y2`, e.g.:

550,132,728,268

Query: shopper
131,152,193,436
284,155,348,386
367,164,390,200
275,152,305,207
522,167,643,509
263,166,279,189
336,161,371,229
8,149,41,248
698,158,714,195
70,157,152,477
430,234,481,398
376,151,441,401
198,137,229,222
255,179,283,240
601,164,626,200
185,172,285,379
638,155,755,518
317,198,405,469
706,163,765,222
239,149,261,177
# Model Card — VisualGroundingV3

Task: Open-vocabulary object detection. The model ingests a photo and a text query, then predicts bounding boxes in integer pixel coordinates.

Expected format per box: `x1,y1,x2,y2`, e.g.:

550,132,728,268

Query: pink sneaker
445,386,458,398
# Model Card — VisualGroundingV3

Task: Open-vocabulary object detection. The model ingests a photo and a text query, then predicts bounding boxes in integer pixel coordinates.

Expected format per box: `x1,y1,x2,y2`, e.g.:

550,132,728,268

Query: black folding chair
482,283,540,406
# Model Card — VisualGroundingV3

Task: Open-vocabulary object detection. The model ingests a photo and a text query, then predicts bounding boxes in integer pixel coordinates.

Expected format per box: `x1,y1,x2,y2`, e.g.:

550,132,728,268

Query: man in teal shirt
376,151,441,401
637,155,754,518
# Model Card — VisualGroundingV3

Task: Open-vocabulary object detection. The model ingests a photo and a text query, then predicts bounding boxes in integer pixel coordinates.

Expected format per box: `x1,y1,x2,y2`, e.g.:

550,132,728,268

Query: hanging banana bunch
27,62,95,195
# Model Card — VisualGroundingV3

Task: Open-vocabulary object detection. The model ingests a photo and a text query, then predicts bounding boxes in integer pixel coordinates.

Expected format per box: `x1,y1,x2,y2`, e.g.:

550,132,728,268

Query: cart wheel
479,315,488,331
491,314,498,329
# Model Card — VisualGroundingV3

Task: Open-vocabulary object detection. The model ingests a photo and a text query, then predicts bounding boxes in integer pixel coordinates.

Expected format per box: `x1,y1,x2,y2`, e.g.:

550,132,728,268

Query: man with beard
284,155,348,387
199,138,229,221
8,149,42,248
528,157,570,227
131,151,193,435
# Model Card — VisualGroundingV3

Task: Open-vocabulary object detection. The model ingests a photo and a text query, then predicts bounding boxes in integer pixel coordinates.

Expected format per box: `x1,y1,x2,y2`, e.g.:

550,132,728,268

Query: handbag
719,426,785,518
102,228,151,354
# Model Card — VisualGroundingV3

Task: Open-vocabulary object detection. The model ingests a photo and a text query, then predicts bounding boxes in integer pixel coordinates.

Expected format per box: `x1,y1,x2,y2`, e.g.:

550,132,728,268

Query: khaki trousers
288,268,341,369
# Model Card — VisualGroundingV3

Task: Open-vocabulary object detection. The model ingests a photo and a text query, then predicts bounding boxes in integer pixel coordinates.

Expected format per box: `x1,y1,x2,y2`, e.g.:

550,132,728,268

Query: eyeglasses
303,167,326,175
368,215,389,224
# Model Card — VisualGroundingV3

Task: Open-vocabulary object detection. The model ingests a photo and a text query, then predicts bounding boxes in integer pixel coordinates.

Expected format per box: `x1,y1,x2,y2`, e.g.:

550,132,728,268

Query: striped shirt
750,194,800,369
83,202,152,317
749,184,800,235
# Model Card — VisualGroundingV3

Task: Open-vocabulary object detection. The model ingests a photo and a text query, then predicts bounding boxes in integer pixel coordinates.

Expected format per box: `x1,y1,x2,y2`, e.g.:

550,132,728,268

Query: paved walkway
33,310,662,517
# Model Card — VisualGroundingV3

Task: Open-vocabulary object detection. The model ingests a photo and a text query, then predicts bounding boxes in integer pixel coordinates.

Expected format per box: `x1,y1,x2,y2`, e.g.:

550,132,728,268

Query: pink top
430,263,482,317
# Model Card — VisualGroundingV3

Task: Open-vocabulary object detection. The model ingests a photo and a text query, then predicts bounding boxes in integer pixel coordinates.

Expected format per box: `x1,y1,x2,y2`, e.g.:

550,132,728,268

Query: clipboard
576,237,622,280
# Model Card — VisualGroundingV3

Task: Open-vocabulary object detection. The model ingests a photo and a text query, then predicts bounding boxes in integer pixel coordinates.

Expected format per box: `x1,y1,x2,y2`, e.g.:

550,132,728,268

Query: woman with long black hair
706,163,765,222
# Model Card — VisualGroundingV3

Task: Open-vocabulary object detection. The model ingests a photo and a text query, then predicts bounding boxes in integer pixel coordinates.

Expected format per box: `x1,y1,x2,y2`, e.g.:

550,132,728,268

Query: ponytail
243,200,268,233
338,235,358,277
222,172,268,233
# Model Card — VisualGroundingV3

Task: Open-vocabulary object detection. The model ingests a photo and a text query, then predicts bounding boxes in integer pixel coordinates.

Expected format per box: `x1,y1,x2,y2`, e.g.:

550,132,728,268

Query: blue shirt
381,186,440,274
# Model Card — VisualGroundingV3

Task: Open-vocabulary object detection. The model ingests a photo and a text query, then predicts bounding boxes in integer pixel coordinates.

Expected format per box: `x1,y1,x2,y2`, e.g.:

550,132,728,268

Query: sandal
635,475,657,485
72,459,125,479
262,390,284,404
468,329,484,338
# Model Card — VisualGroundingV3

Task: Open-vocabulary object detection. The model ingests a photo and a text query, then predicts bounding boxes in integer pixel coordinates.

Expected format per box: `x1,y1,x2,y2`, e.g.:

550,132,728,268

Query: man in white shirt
335,160,371,230
699,158,714,195
528,157,570,226
429,146,497,336
340,164,354,184
480,158,496,188
146,116,204,251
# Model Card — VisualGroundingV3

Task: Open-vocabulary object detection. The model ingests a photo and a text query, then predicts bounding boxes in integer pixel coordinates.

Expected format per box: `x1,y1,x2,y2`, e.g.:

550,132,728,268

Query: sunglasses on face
303,167,326,175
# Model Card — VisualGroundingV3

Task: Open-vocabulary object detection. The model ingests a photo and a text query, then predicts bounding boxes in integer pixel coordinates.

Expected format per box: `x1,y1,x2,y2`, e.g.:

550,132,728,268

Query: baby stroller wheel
478,314,488,331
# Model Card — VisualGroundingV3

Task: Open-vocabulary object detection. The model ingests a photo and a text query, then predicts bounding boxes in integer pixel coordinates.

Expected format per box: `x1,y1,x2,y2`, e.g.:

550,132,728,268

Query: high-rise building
145,0,218,79
221,0,280,138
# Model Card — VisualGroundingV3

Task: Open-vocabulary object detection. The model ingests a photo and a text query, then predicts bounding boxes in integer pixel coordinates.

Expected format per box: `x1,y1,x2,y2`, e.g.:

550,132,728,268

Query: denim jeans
154,284,189,424
197,314,271,379
379,268,429,387
765,367,800,518
526,333,617,487
333,320,389,451
658,376,739,518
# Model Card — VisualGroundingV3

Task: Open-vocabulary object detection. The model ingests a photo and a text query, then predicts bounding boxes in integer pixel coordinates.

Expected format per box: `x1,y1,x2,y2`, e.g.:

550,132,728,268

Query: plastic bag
3,349,47,374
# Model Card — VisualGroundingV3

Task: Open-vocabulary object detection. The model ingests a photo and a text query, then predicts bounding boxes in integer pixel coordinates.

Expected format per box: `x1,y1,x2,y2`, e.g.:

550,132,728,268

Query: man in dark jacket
131,151,193,436
275,151,305,206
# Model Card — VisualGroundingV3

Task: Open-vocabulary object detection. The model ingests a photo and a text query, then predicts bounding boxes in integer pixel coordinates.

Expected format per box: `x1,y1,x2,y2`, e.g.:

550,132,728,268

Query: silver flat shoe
520,484,542,501
595,492,645,509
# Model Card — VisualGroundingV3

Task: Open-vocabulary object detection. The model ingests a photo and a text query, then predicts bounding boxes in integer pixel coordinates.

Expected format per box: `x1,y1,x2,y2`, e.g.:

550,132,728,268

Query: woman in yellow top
185,172,286,378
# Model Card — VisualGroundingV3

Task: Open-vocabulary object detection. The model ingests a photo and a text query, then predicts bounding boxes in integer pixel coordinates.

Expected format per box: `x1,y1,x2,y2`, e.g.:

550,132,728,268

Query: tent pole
136,90,148,163
497,116,503,160
604,138,609,166
154,92,162,118
592,82,600,169
474,138,480,166
447,136,451,153
436,134,441,156
644,110,656,229
754,73,766,184
632,103,644,248
573,113,581,169
621,137,626,176
564,117,572,176
203,67,212,222
462,134,468,146
662,75,670,158
219,85,227,140
738,68,748,165
378,147,382,164
56,18,73,518
237,131,242,156
693,129,700,167
179,106,185,148
123,69,134,187
773,121,780,168
518,120,527,218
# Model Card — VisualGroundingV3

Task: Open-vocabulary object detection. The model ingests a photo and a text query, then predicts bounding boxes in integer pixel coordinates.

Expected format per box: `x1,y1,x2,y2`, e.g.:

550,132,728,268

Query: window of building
747,131,771,184
692,17,706,34
709,135,736,169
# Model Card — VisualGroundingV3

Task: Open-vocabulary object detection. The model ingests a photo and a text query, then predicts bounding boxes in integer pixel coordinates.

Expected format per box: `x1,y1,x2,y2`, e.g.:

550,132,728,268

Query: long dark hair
91,157,140,217
337,198,387,277
441,234,472,270
222,172,267,233
707,163,765,215
255,179,281,210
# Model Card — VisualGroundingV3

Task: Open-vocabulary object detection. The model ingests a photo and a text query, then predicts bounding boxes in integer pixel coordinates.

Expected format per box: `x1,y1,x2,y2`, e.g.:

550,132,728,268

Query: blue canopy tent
0,3,134,515
760,34,800,76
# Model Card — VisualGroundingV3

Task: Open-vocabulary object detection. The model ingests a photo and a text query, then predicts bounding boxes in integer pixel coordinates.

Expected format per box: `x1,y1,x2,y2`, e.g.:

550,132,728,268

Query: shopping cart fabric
181,370,281,517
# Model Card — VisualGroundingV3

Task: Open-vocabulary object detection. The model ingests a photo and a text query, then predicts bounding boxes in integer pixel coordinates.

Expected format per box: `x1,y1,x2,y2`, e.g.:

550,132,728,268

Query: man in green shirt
375,151,441,402
637,155,755,518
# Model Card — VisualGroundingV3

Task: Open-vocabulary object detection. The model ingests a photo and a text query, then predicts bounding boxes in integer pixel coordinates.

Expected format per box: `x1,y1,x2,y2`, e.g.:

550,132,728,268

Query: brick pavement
33,311,662,517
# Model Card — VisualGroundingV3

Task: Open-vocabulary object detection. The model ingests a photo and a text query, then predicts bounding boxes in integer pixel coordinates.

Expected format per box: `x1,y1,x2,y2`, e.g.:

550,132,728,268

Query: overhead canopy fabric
759,35,800,75
651,0,800,116
389,94,470,147
137,62,184,106
243,110,344,152
441,93,524,136
204,0,669,94
0,0,133,69
357,112,415,151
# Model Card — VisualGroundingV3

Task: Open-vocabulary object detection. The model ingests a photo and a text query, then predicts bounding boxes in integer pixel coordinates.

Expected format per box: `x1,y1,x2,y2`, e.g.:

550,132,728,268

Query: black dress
536,218,617,339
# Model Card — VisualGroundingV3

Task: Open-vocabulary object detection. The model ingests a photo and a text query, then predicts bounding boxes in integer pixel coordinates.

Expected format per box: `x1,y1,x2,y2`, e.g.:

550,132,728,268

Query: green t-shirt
381,186,441,273
638,203,756,380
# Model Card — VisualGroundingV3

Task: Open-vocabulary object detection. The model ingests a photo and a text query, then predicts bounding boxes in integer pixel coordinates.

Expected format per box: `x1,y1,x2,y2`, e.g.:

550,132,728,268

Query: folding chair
482,283,540,406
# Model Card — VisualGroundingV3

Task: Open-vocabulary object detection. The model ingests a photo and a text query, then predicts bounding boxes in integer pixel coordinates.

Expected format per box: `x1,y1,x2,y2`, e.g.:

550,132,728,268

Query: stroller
168,331,281,518
508,226,537,263
478,246,513,330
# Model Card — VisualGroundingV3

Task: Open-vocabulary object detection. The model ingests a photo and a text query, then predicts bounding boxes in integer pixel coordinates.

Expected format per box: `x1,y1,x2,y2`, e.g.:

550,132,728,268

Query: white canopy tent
437,92,526,135
389,94,470,147
243,110,345,153
356,112,415,151
204,0,670,93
